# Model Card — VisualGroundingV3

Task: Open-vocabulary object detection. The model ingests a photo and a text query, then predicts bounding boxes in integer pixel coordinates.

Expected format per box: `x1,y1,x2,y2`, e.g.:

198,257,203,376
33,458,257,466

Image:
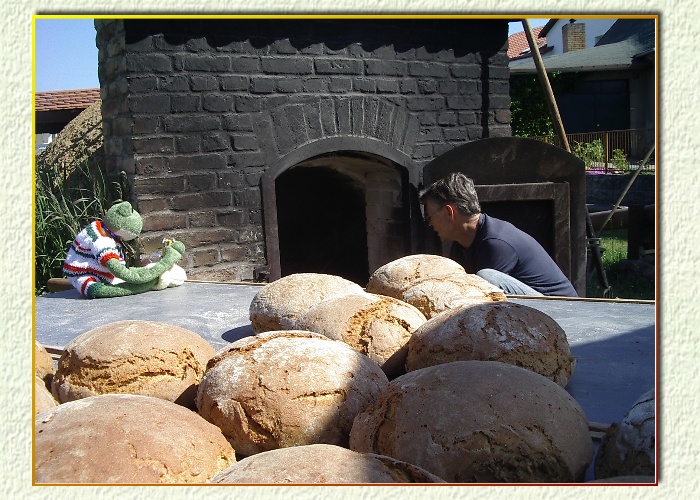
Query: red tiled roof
507,26,546,59
35,88,100,112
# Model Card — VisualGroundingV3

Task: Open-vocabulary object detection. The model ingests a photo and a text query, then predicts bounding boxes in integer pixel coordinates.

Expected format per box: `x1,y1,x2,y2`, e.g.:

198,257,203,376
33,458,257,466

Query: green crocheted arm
105,241,185,284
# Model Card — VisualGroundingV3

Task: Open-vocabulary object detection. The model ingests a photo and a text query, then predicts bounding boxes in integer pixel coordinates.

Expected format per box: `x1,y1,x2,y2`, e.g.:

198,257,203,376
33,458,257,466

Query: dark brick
230,56,261,73
179,228,238,247
250,77,277,94
352,78,376,93
178,54,231,72
190,75,219,91
203,94,234,112
302,78,328,93
220,75,249,91
189,210,217,227
235,96,263,113
406,96,445,112
232,135,259,151
315,58,363,75
171,191,233,210
419,126,443,142
319,98,337,135
418,80,437,94
162,114,221,133
133,175,185,194
129,95,170,114
222,114,253,131
175,136,201,153
220,245,248,262
261,57,313,75
171,95,200,113
169,153,227,172
365,60,406,76
202,132,230,152
159,75,190,91
191,248,221,266
328,77,352,93
233,187,261,208
446,95,481,110
408,62,449,78
141,211,188,231
133,115,159,134
185,172,216,192
276,78,304,93
126,53,172,72
218,210,247,227
135,156,168,176
376,79,399,94
129,76,158,92
133,137,174,154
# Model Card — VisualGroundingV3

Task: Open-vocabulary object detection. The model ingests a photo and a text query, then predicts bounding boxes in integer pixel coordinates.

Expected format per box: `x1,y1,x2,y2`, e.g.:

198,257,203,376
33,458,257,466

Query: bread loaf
366,254,467,298
34,394,235,483
35,340,55,386
294,292,427,378
349,360,594,483
249,273,365,333
51,320,215,408
196,331,389,457
594,389,655,479
34,377,57,415
210,444,446,483
405,302,575,387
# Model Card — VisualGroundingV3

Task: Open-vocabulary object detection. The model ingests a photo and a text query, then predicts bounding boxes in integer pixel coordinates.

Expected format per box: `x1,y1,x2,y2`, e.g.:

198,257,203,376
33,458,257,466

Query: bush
573,139,604,169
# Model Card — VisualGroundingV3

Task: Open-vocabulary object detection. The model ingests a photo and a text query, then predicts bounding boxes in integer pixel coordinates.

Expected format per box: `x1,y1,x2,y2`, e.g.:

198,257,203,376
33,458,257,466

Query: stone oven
95,18,585,291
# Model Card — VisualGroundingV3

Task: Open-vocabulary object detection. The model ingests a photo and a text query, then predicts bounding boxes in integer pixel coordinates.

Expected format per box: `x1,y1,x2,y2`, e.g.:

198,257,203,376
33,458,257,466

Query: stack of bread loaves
366,254,507,318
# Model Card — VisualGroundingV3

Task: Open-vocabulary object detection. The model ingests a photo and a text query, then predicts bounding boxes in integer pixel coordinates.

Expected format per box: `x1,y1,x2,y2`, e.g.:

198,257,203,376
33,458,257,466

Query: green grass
586,228,656,301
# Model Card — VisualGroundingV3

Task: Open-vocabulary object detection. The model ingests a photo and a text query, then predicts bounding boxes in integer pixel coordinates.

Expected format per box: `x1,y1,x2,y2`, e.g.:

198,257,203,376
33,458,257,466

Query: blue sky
33,17,549,92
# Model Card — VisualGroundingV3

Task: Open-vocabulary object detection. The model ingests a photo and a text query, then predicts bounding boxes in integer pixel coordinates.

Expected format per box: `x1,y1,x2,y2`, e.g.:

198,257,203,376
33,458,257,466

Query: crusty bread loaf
366,254,468,298
594,389,655,479
400,274,502,318
51,320,215,408
210,443,446,483
366,255,506,318
196,330,388,457
294,292,427,378
34,394,236,484
34,340,55,386
405,302,575,387
350,360,594,483
249,273,365,333
34,377,57,415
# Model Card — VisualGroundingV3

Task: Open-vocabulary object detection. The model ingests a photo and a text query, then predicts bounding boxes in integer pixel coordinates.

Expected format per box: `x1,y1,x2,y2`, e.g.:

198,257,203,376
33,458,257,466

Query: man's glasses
424,204,448,225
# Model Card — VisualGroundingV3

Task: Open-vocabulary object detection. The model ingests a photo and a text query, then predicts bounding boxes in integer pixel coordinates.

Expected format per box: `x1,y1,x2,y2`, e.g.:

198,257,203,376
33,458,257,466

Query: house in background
34,88,99,154
508,18,656,162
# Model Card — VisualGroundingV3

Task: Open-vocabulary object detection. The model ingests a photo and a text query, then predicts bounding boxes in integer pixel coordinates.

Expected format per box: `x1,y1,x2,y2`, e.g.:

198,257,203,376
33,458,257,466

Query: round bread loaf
35,340,55,386
405,302,575,387
349,360,594,483
594,389,655,479
196,330,388,457
400,274,502,318
366,254,468,298
249,273,365,333
210,444,446,484
34,394,236,483
294,292,427,378
34,376,57,415
51,320,215,408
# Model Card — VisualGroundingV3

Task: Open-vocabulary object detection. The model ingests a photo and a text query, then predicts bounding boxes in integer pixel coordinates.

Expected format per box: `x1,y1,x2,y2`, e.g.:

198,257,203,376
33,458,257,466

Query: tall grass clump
34,155,133,295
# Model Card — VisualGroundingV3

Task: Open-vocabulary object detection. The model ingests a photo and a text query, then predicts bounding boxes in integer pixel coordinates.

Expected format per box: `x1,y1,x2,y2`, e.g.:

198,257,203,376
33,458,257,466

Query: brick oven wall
95,18,511,281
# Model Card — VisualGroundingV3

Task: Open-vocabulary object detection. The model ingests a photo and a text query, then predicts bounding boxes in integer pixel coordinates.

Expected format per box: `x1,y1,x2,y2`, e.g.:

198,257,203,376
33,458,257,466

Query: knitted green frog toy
63,201,186,298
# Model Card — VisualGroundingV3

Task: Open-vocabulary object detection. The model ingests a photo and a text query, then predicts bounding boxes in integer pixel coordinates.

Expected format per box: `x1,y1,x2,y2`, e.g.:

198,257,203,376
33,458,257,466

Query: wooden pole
522,19,571,153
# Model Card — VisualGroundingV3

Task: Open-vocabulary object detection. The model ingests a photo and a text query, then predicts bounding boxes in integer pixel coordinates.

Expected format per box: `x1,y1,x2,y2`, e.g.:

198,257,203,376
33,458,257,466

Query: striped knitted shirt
63,220,126,294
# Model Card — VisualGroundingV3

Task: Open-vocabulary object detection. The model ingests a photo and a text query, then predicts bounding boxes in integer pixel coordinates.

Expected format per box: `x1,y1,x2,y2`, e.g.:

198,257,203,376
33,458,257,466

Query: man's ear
445,203,456,220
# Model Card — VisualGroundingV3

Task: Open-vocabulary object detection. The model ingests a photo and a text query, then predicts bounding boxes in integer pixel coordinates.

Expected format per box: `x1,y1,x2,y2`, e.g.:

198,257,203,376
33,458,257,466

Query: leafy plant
611,148,628,171
34,153,134,295
573,139,604,169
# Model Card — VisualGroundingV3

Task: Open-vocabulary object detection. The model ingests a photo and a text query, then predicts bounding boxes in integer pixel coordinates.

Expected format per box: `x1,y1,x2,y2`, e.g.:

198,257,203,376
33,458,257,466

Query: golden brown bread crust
405,302,575,387
294,292,427,378
196,331,389,457
210,443,446,483
249,273,365,333
349,361,594,483
34,394,236,484
51,320,215,408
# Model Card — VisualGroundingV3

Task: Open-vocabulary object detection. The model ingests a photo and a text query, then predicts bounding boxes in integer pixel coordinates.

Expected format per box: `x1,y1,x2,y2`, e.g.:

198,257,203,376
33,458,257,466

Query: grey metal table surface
35,282,656,481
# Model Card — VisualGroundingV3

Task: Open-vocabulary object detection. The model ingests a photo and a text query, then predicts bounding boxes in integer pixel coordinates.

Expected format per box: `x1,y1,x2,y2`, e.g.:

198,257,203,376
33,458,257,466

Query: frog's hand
105,252,180,284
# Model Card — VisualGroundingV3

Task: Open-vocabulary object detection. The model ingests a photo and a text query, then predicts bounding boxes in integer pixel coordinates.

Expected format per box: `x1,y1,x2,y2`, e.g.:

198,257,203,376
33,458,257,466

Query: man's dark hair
419,172,481,216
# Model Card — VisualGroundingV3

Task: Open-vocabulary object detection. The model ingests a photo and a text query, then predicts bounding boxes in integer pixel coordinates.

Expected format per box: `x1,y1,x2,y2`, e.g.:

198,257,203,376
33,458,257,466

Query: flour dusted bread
405,302,576,387
196,331,388,456
366,254,468,298
594,389,655,479
294,292,427,378
366,255,506,318
249,273,365,332
34,394,235,483
211,444,446,484
51,320,215,408
350,360,594,483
